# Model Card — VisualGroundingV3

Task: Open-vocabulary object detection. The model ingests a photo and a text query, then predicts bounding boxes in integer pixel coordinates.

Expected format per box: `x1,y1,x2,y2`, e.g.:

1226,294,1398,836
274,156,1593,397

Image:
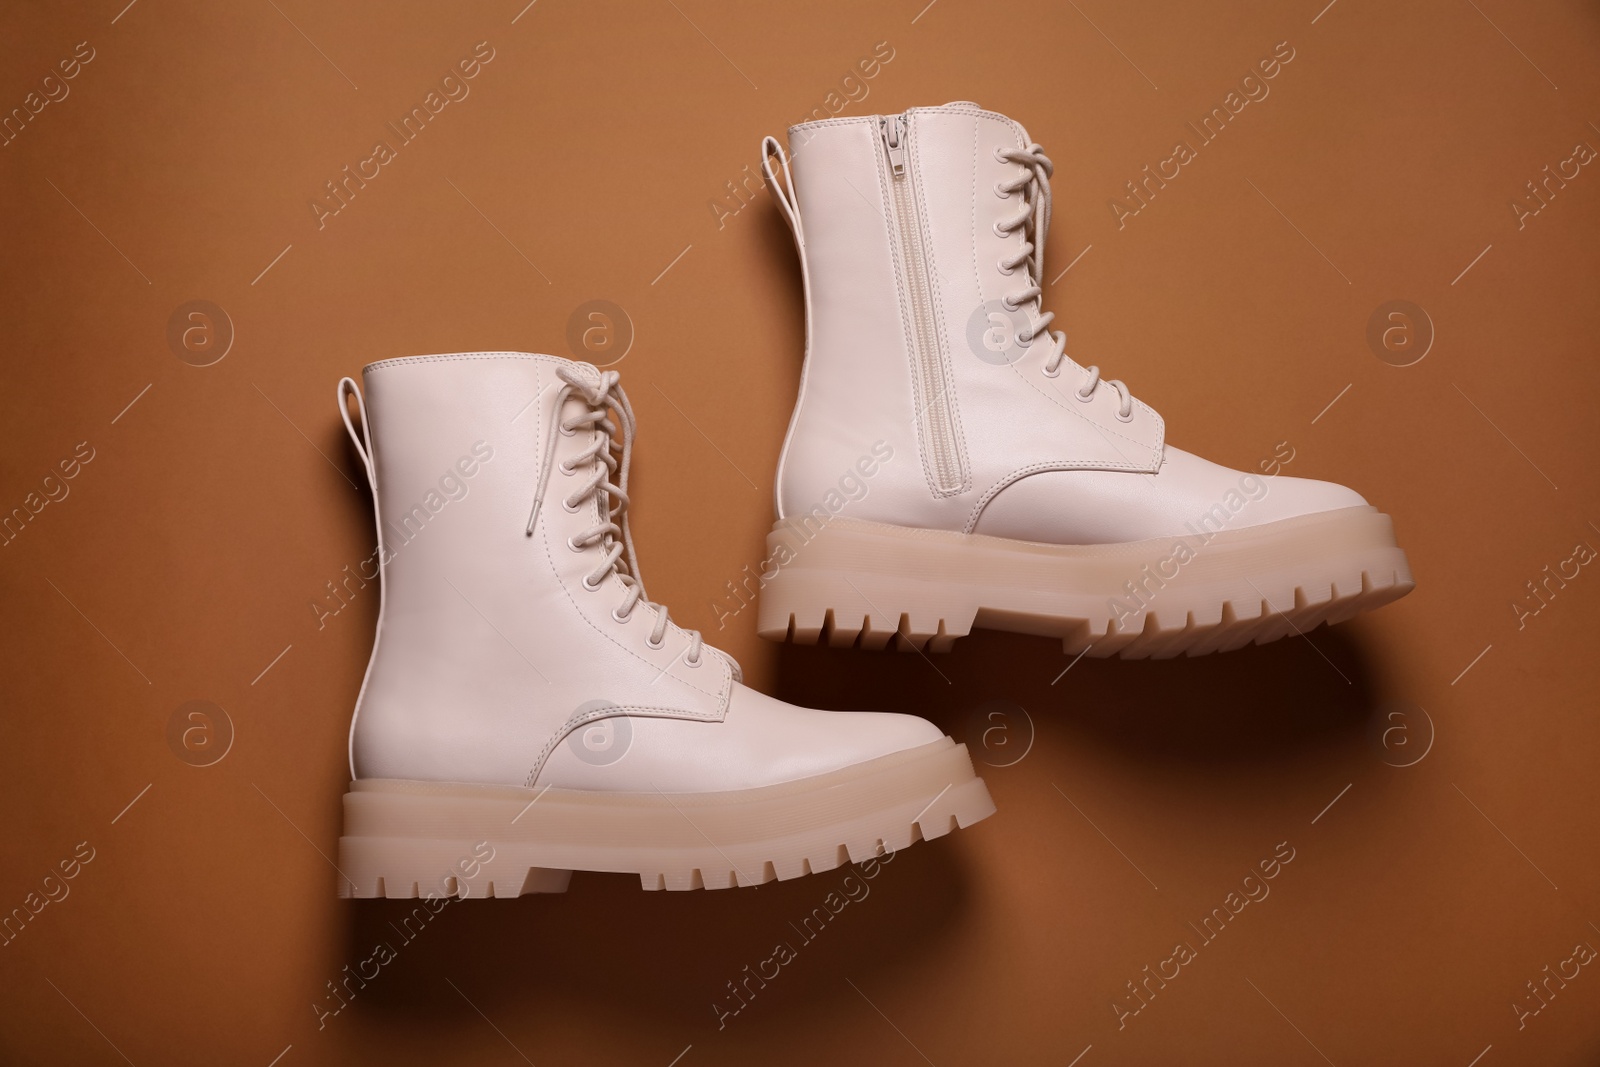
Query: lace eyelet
582,574,602,592
1116,408,1135,423
1076,389,1095,403
685,653,702,668
557,421,576,438
562,496,581,513
557,460,575,475
645,634,665,650
993,181,1011,199
993,220,1010,238
993,147,1009,163
612,606,632,623
566,536,583,553
997,259,1014,276
1042,364,1061,378
1001,295,1019,312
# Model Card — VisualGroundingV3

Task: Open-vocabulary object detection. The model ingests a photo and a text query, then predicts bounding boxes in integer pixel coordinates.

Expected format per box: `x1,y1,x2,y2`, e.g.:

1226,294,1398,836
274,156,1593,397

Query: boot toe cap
718,683,946,782
973,445,1372,544
1256,474,1368,522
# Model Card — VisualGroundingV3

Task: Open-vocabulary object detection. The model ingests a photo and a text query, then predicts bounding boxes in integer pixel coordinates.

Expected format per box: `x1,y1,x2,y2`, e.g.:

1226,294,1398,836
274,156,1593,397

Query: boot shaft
772,104,1164,532
345,353,733,787
362,353,545,603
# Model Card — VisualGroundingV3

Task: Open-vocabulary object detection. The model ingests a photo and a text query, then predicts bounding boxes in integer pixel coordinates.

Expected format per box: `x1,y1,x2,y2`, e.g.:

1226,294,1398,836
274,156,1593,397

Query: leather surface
779,119,927,520
350,352,937,789
537,682,943,792
778,105,1171,537
972,444,1368,544
777,104,1368,543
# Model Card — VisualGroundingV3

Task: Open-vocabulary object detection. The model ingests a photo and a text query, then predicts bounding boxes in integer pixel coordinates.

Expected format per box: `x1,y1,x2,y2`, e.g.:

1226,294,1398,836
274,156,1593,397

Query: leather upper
771,104,1364,544
972,445,1367,544
538,683,941,793
344,353,937,789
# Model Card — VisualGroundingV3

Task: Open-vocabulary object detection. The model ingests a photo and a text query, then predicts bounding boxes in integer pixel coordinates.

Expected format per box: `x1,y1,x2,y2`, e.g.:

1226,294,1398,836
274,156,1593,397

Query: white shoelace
526,366,705,665
997,144,1134,420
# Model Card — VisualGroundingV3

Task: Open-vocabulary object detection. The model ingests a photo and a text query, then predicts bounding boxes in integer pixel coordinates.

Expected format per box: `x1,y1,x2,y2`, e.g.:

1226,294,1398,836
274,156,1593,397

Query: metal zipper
880,113,963,495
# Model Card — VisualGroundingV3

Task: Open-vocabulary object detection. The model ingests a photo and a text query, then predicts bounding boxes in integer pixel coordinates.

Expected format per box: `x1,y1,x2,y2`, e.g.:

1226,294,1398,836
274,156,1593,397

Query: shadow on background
767,621,1382,769
333,823,973,1039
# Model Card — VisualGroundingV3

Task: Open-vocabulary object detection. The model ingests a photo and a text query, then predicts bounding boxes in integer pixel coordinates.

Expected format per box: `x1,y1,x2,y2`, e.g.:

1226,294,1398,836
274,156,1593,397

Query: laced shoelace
525,366,705,666
996,144,1134,420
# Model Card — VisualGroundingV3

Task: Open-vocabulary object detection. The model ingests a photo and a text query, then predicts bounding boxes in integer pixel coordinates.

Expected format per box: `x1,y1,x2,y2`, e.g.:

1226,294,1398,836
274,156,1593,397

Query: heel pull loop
337,377,376,486
336,374,384,783
761,135,804,247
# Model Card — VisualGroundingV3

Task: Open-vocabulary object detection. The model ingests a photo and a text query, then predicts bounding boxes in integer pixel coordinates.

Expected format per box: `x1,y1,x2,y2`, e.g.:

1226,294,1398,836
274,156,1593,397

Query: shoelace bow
997,144,1134,420
527,366,705,665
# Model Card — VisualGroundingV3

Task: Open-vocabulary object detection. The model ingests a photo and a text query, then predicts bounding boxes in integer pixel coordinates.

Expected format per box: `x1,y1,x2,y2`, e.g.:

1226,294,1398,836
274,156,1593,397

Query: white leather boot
756,103,1413,659
333,353,992,897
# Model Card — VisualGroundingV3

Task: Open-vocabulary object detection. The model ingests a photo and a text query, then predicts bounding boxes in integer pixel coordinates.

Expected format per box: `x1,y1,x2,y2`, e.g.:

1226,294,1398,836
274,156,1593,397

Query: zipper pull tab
880,115,906,177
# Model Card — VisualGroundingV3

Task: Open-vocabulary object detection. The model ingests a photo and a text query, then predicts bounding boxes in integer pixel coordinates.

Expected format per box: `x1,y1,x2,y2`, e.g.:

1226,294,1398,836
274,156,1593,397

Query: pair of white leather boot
333,104,1413,898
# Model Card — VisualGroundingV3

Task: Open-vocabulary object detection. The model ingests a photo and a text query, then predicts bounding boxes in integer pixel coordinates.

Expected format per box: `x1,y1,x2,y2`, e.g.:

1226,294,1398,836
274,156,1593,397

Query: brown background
2,0,1598,1064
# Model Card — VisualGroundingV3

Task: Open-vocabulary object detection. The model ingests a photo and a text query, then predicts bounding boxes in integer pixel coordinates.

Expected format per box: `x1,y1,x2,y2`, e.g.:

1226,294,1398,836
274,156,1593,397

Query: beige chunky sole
756,506,1413,659
337,738,993,898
